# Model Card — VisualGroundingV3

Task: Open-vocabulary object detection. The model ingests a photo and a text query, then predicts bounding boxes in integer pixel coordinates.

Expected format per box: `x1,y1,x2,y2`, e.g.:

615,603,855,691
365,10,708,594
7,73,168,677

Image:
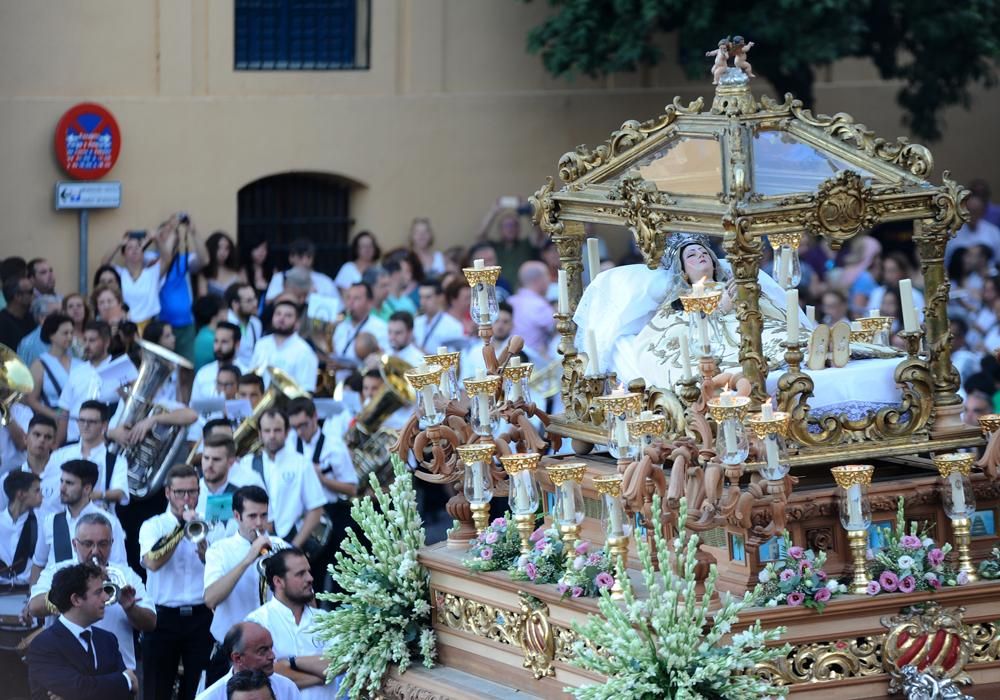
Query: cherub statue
900,665,974,700
705,39,729,85
730,35,755,78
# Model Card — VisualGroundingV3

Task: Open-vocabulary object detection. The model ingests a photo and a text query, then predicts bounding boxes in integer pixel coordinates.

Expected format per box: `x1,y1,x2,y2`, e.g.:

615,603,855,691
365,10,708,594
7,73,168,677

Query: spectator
91,284,128,330
408,217,446,277
24,313,80,424
508,261,556,359
251,300,318,392
27,258,58,299
969,178,1000,228
194,295,228,371
381,250,420,315
240,238,275,313
334,231,381,295
265,238,337,303
92,264,122,293
413,278,465,353
332,282,388,368
261,267,312,333
225,282,263,368
444,277,474,337
143,321,183,403
386,311,424,366
100,224,177,327
62,292,91,359
867,251,924,319
964,388,992,426
820,289,850,326
951,318,980,389
0,276,37,350
159,216,208,366
467,241,512,297
17,294,61,366
477,198,543,289
0,256,27,313
200,231,246,299
948,193,1000,265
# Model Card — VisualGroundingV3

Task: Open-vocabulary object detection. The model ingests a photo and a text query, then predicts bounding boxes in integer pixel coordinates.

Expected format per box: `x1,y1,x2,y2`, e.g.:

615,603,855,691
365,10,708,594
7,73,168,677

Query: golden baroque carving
790,101,934,178
379,676,452,700
518,593,556,679
803,171,880,248
530,176,564,239
557,97,703,184
605,170,674,269
881,603,974,694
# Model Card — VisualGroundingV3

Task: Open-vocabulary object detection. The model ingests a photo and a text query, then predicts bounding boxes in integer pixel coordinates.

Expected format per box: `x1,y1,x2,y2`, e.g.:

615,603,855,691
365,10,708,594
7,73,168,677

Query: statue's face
681,244,714,284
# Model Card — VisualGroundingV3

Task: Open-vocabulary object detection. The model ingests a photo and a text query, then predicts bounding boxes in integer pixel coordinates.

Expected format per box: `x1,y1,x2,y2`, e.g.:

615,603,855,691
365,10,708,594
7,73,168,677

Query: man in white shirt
49,400,129,513
195,622,301,700
197,435,264,544
31,459,128,579
386,311,425,366
233,411,325,552
0,414,55,514
193,322,246,402
56,320,112,444
461,300,514,379
251,301,318,392
413,279,465,353
247,548,339,697
203,486,285,685
0,471,41,584
28,511,156,671
139,464,214,700
285,397,357,590
331,282,388,369
947,193,1000,265
226,283,264,369
264,239,338,303
0,399,30,479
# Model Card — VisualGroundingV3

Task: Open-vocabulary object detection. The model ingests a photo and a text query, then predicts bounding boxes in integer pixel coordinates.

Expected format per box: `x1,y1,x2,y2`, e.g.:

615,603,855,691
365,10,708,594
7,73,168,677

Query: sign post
53,102,122,294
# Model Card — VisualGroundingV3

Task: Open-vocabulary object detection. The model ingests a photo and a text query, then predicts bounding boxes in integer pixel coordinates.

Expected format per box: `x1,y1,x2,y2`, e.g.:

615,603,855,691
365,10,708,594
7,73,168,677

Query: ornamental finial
706,35,755,85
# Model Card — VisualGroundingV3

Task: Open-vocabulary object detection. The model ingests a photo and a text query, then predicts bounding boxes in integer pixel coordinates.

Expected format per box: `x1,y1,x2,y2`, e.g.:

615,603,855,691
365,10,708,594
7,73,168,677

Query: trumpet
183,505,209,543
93,557,126,606
253,529,288,578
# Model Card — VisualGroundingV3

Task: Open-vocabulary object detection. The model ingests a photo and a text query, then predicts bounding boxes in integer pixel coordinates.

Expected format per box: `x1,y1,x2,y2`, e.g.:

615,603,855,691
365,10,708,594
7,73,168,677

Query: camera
126,230,146,240
178,211,190,225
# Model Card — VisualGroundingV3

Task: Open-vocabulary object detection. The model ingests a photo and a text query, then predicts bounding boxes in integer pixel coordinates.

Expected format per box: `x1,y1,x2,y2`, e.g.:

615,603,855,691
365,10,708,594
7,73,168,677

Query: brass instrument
146,505,205,560
93,557,126,605
120,340,194,498
529,358,563,400
254,529,291,604
232,366,310,457
183,506,209,543
0,343,33,426
350,355,414,489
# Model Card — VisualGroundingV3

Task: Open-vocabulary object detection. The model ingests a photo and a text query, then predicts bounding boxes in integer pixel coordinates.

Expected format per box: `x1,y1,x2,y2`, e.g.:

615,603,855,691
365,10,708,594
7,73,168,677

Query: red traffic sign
54,103,121,180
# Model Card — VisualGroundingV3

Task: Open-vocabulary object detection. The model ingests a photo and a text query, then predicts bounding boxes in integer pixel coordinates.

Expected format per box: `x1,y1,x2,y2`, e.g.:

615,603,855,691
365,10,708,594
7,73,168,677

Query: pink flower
815,570,828,581
900,535,923,550
594,572,615,590
866,581,881,596
788,546,804,560
786,591,805,607
529,527,546,542
898,575,916,593
525,562,538,580
779,568,796,583
813,587,831,603
534,539,547,552
479,546,493,561
483,530,499,544
491,517,507,528
927,575,942,590
571,586,584,598
928,548,945,567
879,571,899,592
556,583,568,595
586,553,603,566
575,541,590,555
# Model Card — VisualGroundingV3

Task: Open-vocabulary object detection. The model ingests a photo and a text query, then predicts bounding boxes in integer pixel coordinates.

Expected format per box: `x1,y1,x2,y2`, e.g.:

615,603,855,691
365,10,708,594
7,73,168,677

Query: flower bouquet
463,515,521,573
556,541,616,599
755,533,845,612
866,497,966,595
978,547,1000,580
509,524,566,585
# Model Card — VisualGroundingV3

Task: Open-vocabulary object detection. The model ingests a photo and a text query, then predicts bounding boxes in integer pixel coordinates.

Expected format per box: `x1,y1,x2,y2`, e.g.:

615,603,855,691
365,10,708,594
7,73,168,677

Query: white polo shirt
0,403,31,476
195,668,301,700
287,428,357,505
195,472,266,545
227,310,263,369
191,358,250,403
413,312,465,353
265,269,338,302
251,334,318,392
232,448,326,539
331,315,389,362
32,503,128,569
390,343,425,368
114,264,163,323
246,598,338,699
204,531,287,644
139,509,205,607
48,441,129,511
57,358,111,444
32,556,154,670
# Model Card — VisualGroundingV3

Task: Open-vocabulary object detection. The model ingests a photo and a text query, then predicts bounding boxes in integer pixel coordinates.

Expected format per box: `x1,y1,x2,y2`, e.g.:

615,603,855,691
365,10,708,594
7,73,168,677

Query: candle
508,357,522,401
948,471,967,515
761,396,774,420
474,369,490,429
557,269,569,314
697,312,710,354
610,382,625,397
420,385,436,418
472,461,484,502
723,419,738,459
586,330,600,375
609,499,623,537
587,238,601,284
561,484,575,523
514,473,530,511
614,416,629,453
473,258,490,319
437,346,451,394
721,385,734,407
847,484,864,529
680,341,693,379
899,278,918,333
786,289,799,343
868,309,879,318
806,305,815,324
779,246,792,288
764,435,781,473
692,276,706,297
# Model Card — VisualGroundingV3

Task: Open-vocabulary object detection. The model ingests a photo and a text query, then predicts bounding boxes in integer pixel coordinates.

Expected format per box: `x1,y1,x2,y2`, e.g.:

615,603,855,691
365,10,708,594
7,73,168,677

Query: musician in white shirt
28,511,156,670
192,322,247,402
247,549,340,698
263,239,338,303
56,320,112,445
0,471,41,584
232,411,324,552
0,400,30,480
331,283,388,368
386,311,425,367
196,435,264,544
0,414,55,514
194,622,301,700
413,279,465,353
139,464,213,700
226,283,264,369
203,486,286,686
49,400,128,513
251,301,318,393
461,300,514,379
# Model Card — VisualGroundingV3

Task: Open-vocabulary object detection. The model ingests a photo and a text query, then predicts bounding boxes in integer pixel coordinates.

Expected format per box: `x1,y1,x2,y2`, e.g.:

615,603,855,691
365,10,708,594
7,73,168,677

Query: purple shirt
508,287,555,355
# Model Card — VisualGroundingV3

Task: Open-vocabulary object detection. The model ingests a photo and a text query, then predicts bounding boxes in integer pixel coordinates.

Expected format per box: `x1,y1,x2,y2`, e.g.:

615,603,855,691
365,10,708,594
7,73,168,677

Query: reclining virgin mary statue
574,233,894,388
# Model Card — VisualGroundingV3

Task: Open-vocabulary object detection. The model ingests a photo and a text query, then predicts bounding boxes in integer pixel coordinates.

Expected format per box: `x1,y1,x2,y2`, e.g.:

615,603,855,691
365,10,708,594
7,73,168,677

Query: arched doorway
237,171,357,276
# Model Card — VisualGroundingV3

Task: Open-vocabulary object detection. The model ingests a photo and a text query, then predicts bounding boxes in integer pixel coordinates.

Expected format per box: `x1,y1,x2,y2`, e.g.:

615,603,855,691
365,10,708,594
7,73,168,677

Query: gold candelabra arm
951,517,979,583
846,529,871,595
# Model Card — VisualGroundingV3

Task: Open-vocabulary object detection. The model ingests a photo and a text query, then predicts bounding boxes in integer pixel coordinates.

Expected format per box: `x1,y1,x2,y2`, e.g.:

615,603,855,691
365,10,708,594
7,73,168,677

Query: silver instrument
0,344,33,427
254,529,290,578
93,557,127,606
183,505,209,544
119,340,193,498
349,355,414,492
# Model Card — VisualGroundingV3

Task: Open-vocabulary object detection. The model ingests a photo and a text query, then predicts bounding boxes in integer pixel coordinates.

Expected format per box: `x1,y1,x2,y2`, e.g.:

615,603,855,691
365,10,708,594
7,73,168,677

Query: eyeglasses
170,489,199,498
75,540,111,549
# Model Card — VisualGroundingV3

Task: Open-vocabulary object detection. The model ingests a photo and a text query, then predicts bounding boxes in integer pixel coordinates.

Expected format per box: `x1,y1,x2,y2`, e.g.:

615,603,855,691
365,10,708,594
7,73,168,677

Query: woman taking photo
24,313,81,423
198,231,245,299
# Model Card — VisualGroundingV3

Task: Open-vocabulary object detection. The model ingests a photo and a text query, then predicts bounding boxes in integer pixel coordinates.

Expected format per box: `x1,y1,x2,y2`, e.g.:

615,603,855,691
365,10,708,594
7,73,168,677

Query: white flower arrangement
312,455,436,699
567,496,789,700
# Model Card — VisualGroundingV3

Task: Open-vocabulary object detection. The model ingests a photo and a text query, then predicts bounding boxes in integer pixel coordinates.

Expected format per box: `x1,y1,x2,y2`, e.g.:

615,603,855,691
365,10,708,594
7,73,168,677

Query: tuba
232,367,311,457
0,343,33,426
120,340,194,499
349,355,414,488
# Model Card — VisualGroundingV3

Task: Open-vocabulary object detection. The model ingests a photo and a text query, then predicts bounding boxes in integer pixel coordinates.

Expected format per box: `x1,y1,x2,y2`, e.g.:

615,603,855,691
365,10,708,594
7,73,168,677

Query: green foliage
312,455,435,699
521,0,1000,139
566,496,789,700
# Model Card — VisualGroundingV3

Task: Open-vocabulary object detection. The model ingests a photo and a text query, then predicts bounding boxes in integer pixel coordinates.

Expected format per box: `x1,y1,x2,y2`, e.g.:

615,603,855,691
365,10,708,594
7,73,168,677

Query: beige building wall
0,0,997,291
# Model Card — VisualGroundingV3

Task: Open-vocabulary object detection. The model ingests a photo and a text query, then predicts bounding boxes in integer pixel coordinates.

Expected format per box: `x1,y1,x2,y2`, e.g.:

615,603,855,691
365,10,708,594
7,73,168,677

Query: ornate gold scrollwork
756,636,884,685
803,171,880,249
881,604,974,694
530,176,564,239
518,593,555,679
722,212,768,405
605,170,673,269
790,101,934,178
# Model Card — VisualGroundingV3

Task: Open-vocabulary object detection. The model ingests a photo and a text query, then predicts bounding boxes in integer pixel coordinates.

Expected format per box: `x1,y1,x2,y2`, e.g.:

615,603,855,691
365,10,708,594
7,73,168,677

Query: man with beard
412,278,464,353
56,320,114,444
461,300,515,378
247,548,338,697
195,622,300,700
251,300,317,392
226,283,263,369
196,436,263,543
49,401,129,515
192,322,245,401
386,311,424,366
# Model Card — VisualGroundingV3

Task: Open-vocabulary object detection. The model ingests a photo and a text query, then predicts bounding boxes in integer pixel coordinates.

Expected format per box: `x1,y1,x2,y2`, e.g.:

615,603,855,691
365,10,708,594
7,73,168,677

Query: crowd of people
2,181,1000,699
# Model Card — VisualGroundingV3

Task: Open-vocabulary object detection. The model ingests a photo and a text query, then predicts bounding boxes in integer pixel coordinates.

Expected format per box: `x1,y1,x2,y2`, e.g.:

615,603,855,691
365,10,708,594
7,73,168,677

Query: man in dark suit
26,561,137,699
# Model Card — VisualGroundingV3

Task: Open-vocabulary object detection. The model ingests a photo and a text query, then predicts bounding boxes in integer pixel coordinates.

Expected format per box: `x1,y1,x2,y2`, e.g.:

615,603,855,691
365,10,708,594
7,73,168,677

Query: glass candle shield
424,350,462,401
464,375,501,436
502,360,533,404
773,244,802,290
463,458,492,505
553,479,584,527
687,309,726,358
942,472,976,520
754,431,788,480
716,416,749,466
607,411,637,460
831,465,875,531
627,413,667,458
464,262,502,326
599,487,631,539
405,365,446,429
509,470,539,515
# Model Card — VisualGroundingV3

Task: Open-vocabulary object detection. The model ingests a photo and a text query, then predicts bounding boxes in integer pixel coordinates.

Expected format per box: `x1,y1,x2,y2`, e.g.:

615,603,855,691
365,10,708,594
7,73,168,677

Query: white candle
472,461,485,502
609,499,623,536
847,484,864,529
764,435,781,473
692,276,706,297
514,473,530,510
561,484,575,523
778,246,792,288
868,309,879,318
557,269,569,314
680,341,692,379
420,385,436,418
473,258,490,319
436,347,451,394
614,416,629,453
697,312,710,354
806,305,815,324
508,357,522,401
900,278,918,333
723,419,738,458
586,330,600,375
721,387,735,407
474,369,490,428
786,289,799,343
949,471,967,515
761,396,774,420
587,238,601,284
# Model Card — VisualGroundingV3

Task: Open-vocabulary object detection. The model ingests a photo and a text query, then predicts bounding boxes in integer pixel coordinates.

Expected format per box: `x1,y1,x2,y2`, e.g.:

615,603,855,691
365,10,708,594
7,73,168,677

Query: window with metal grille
238,173,355,277
235,0,370,70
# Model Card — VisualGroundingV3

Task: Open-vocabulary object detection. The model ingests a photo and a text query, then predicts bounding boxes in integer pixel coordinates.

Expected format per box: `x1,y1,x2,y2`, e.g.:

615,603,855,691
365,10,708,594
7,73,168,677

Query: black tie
80,629,95,669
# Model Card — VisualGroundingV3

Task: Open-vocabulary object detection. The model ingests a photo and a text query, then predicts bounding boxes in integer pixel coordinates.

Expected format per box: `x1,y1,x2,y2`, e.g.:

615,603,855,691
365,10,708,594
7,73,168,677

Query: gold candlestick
846,528,870,595
546,463,587,565
470,502,490,535
831,464,875,595
952,517,978,583
933,453,978,583
514,512,534,554
594,474,630,601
